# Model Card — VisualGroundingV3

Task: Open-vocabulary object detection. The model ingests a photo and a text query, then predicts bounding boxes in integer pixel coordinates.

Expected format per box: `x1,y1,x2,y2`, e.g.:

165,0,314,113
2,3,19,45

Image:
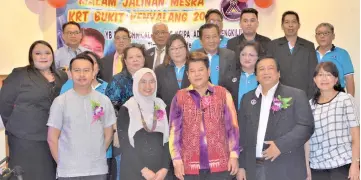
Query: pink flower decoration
156,110,165,121
91,106,104,124
271,98,282,112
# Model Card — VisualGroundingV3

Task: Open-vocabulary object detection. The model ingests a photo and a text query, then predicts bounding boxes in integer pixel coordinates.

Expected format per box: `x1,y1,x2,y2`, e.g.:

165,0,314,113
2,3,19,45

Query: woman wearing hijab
117,68,170,180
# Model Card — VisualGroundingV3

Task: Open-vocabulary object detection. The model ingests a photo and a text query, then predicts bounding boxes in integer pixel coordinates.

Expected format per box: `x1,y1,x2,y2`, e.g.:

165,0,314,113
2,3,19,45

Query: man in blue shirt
315,23,355,96
193,24,236,86
190,9,229,51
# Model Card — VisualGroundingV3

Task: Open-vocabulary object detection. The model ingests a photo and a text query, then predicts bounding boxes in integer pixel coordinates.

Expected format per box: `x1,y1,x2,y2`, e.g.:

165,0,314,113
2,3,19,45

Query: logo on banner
220,0,248,21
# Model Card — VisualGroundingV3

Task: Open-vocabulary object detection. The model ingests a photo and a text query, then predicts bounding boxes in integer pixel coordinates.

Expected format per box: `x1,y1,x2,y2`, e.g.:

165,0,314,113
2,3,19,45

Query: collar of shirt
186,83,214,94
288,41,294,49
242,71,255,78
63,44,84,53
255,82,279,98
156,46,166,52
316,44,336,51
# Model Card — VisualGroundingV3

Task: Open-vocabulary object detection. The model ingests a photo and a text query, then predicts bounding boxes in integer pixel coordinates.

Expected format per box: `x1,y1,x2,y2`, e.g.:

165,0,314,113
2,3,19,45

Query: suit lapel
218,48,227,78
165,65,180,91
251,93,262,133
264,84,285,140
181,68,190,89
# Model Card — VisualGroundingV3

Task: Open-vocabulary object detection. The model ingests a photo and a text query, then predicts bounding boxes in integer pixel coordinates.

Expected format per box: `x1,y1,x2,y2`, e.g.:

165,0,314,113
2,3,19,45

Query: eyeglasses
153,31,169,36
316,32,332,37
65,31,81,36
115,36,130,41
316,73,334,78
169,46,185,52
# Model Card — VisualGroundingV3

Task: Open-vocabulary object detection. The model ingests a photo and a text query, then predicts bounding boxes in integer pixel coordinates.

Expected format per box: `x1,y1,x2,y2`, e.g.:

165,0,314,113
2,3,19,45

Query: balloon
254,0,273,8
239,0,248,2
25,0,42,14
47,0,68,8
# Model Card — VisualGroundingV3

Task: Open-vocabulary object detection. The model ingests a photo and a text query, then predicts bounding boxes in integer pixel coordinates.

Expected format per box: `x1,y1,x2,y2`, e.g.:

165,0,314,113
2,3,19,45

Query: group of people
0,7,359,180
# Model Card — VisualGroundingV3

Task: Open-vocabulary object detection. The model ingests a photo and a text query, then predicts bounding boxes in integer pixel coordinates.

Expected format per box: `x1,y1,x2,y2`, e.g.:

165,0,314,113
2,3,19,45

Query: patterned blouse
105,70,134,115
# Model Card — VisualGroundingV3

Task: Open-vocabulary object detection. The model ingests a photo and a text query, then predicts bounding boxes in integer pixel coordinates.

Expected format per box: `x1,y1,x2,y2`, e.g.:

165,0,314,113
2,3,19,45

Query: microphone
13,166,23,180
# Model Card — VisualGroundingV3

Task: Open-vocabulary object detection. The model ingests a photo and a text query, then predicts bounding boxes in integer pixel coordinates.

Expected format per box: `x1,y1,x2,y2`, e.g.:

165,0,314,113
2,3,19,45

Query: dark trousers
8,133,56,180
183,169,233,180
311,164,351,180
58,174,107,180
255,163,266,180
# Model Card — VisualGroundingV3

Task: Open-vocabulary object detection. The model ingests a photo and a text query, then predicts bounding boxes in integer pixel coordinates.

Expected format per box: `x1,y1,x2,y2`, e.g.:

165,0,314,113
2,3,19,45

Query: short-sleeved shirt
190,36,229,51
309,92,359,169
55,45,89,69
47,89,116,177
316,45,354,88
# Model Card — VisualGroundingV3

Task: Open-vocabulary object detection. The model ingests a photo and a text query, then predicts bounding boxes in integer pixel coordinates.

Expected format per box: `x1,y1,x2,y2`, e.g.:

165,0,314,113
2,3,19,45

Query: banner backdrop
56,0,254,58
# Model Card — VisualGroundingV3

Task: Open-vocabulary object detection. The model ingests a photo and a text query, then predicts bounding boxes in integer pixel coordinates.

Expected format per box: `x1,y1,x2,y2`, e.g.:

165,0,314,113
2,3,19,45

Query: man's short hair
240,8,258,19
62,21,81,32
281,11,300,24
69,54,94,70
199,23,220,40
315,22,335,34
186,52,209,71
114,27,131,38
205,9,223,22
254,56,281,75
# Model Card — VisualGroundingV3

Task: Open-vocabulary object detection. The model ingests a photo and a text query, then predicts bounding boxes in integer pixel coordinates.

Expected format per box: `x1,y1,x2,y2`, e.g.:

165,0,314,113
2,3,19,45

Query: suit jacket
238,83,314,180
100,51,155,83
154,63,190,116
223,68,243,108
227,33,271,63
145,47,155,69
267,37,318,98
193,48,237,86
99,53,115,83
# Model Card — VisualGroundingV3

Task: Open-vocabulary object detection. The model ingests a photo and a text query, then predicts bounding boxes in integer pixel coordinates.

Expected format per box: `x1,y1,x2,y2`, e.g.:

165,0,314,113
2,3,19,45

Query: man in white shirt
236,56,314,180
145,23,170,69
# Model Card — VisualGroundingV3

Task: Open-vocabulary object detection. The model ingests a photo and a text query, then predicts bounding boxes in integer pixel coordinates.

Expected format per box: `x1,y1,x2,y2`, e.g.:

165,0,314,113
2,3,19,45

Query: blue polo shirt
238,72,258,109
207,53,220,85
190,36,229,51
316,45,354,88
174,64,186,88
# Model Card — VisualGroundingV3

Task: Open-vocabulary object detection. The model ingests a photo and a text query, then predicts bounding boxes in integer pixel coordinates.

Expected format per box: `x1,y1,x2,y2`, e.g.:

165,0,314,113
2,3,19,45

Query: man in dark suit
99,27,131,83
145,22,170,70
193,23,236,86
237,56,314,180
227,8,270,62
267,11,318,98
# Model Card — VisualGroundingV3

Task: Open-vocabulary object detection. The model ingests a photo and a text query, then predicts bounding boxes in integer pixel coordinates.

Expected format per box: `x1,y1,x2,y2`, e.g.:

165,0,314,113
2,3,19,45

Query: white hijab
124,68,169,147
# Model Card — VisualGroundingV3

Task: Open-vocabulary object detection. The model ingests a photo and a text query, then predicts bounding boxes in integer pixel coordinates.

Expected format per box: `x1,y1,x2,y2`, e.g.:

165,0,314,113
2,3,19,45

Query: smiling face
240,45,258,71
124,47,145,74
169,39,187,64
187,61,210,89
315,25,335,48
200,27,220,54
314,68,338,91
138,72,156,97
32,43,53,71
256,58,280,88
62,24,82,47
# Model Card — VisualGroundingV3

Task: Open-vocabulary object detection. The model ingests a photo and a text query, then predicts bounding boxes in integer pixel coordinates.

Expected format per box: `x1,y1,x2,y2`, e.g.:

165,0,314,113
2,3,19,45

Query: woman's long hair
27,40,64,81
163,34,189,66
311,62,344,105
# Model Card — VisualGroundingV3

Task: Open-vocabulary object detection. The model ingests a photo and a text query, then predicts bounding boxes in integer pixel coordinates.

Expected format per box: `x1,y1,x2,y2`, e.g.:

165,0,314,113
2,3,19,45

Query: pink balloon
25,0,42,14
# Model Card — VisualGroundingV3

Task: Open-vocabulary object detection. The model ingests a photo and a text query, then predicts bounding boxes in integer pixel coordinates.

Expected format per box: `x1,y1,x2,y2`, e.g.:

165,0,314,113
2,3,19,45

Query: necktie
154,48,164,68
115,54,123,74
